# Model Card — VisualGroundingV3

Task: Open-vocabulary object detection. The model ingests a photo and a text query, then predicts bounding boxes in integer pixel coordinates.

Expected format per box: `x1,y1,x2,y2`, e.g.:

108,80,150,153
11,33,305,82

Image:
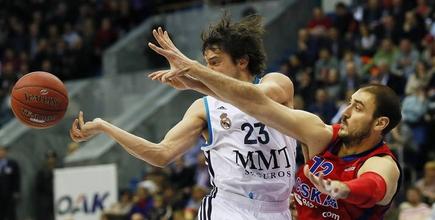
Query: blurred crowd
0,0,251,127
277,0,435,219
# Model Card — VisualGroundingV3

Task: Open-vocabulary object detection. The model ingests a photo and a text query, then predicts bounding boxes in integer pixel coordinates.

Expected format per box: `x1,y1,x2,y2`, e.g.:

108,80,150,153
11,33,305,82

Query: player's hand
148,27,195,81
69,111,104,143
149,72,202,90
303,164,350,199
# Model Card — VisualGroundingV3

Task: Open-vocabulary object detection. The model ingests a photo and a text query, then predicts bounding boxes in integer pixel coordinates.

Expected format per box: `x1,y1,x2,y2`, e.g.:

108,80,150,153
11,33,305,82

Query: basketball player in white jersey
70,15,297,220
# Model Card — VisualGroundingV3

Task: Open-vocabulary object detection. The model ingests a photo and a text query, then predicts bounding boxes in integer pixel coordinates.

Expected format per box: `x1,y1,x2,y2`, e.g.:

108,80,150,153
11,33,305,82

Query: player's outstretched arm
69,99,206,167
303,155,400,207
147,28,332,151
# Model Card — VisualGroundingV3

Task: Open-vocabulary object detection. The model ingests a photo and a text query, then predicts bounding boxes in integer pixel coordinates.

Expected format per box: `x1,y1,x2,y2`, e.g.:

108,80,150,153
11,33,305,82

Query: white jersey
201,95,297,202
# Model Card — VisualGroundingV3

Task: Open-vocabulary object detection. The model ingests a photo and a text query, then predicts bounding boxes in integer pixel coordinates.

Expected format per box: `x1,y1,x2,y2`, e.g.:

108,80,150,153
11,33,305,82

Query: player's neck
338,135,383,157
237,71,255,83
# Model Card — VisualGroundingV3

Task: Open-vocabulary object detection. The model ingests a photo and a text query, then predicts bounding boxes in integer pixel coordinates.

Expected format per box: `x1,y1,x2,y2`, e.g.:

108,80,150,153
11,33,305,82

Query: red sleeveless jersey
293,124,401,220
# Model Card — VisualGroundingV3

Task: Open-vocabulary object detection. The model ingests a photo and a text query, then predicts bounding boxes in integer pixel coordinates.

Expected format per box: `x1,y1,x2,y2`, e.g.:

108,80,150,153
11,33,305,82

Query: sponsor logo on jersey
294,177,338,209
217,106,227,110
322,211,340,220
233,146,293,179
220,113,231,129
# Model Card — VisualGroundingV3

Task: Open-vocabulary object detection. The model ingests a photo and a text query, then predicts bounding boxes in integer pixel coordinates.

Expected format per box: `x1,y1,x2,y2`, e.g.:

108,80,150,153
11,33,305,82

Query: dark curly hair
201,13,267,76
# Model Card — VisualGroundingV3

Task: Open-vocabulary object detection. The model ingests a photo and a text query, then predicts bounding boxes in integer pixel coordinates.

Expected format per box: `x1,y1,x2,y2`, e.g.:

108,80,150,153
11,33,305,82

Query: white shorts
197,189,292,220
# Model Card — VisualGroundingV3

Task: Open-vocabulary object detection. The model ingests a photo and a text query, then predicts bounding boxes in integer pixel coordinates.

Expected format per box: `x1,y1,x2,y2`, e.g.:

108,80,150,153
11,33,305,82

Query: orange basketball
10,71,69,129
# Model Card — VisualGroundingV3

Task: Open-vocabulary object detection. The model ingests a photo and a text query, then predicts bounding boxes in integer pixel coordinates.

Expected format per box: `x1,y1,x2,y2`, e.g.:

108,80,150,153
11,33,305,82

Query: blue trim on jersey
201,97,213,148
253,75,260,84
341,141,384,162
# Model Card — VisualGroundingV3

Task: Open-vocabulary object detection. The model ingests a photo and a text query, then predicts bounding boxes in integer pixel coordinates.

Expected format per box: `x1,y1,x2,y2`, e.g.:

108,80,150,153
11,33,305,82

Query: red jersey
293,124,401,220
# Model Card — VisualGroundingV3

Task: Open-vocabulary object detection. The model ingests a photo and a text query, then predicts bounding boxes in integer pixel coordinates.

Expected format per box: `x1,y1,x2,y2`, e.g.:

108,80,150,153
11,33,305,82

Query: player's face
204,47,240,78
338,90,377,144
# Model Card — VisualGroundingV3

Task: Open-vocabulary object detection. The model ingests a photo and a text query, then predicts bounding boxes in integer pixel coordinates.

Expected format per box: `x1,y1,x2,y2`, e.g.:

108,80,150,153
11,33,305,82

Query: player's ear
374,116,389,133
237,55,249,70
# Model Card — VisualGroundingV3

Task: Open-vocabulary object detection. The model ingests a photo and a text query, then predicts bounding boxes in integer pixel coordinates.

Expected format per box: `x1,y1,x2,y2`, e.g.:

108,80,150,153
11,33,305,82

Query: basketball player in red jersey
148,27,402,219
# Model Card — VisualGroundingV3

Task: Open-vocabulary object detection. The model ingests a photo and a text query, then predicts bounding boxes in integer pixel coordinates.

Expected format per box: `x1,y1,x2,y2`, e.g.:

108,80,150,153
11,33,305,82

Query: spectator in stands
357,24,377,57
372,38,398,67
131,213,145,220
35,150,59,220
415,161,435,203
295,68,316,107
392,38,420,78
401,86,428,149
374,15,400,45
148,194,171,220
398,187,431,220
332,2,357,38
296,28,318,66
307,87,337,123
399,11,427,47
314,48,338,80
362,0,383,28
307,7,332,37
338,62,362,100
105,189,134,218
185,185,207,219
0,146,20,220
129,186,154,219
405,61,432,95
369,59,406,96
193,154,209,189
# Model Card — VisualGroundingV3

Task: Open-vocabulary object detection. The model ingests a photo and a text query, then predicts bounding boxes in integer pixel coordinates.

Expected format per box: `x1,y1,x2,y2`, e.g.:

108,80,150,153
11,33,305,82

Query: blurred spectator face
0,147,6,159
335,3,347,16
102,18,112,30
328,28,338,40
120,190,132,203
153,195,164,208
345,62,357,77
328,69,339,84
378,60,390,74
359,24,370,36
319,48,330,60
406,188,422,205
131,213,144,220
312,8,324,19
392,0,403,7
382,16,394,28
298,29,308,41
294,95,304,110
48,24,59,38
3,62,14,76
368,0,378,9
41,59,52,72
289,55,300,67
136,187,149,200
405,11,416,24
381,39,393,52
424,162,435,183
315,89,328,103
4,48,14,60
399,39,412,53
298,70,312,86
416,62,426,77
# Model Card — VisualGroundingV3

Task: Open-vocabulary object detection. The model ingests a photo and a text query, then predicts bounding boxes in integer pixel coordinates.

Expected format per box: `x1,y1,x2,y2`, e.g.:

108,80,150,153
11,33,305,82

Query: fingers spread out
149,70,169,81
148,43,168,57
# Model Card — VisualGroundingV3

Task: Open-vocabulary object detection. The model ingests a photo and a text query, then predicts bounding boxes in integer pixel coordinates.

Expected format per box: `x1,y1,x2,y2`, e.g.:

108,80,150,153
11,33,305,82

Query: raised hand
149,70,204,90
148,27,196,82
69,111,104,143
303,164,350,199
